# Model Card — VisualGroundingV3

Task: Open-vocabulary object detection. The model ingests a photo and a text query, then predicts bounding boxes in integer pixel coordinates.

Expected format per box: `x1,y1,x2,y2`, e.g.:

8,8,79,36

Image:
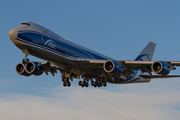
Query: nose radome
9,28,17,40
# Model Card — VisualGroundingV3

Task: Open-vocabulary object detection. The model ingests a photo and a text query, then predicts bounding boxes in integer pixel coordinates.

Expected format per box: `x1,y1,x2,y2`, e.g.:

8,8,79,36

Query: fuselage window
20,23,31,26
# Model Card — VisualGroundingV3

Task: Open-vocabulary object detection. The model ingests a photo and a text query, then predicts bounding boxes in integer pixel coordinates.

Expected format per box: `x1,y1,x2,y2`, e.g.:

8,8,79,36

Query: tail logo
136,54,151,61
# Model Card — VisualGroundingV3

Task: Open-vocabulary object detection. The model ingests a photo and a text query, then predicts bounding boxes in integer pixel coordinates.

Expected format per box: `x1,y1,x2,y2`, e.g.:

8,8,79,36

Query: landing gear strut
62,77,71,87
61,71,73,87
62,79,71,87
22,49,30,64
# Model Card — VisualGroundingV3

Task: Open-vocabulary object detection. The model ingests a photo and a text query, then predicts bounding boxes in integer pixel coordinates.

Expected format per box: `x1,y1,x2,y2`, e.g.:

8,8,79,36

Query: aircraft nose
9,28,18,40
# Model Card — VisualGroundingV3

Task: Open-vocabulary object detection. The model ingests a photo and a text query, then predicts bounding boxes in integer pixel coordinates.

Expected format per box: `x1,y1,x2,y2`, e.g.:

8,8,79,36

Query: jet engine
103,60,123,76
25,61,44,76
16,63,31,76
151,61,170,75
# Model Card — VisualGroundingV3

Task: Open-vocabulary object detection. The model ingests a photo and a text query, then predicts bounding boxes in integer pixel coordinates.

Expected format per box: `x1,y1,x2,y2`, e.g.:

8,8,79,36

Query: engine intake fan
151,61,170,75
25,61,44,76
103,60,123,76
16,63,31,76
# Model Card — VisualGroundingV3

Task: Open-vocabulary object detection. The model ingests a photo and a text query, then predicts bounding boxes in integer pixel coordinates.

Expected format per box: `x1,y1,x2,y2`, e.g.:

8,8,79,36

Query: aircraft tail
134,42,156,61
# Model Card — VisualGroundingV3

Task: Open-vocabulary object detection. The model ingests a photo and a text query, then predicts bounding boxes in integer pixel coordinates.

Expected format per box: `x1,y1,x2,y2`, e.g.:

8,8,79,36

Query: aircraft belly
19,42,97,76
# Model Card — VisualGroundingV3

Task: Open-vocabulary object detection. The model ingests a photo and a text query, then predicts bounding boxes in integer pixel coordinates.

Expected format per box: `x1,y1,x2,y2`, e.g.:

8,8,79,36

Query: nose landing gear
22,49,30,64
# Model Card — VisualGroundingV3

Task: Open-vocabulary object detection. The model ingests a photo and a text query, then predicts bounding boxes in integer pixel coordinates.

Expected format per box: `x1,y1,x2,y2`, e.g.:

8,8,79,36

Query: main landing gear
61,71,74,87
62,77,71,87
78,77,107,88
91,80,107,87
61,75,107,88
79,81,89,87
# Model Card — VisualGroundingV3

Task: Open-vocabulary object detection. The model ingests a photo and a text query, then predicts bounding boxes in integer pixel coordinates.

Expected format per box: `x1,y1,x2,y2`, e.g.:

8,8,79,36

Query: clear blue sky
1,0,180,119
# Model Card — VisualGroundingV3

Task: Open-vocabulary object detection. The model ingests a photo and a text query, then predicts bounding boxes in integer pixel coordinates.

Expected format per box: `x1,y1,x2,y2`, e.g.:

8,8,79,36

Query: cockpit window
21,23,31,26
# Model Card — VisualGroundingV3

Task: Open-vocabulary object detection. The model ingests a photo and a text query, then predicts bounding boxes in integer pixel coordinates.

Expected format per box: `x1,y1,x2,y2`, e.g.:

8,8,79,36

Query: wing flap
168,61,180,66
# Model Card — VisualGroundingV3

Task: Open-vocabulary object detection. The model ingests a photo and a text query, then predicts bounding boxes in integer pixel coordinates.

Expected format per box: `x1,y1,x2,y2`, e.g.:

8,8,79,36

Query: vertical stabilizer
135,42,156,61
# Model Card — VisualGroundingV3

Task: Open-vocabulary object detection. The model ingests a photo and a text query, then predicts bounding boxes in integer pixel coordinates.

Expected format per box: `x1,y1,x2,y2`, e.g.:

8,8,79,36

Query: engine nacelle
103,60,123,76
15,63,31,76
151,61,170,75
25,61,44,76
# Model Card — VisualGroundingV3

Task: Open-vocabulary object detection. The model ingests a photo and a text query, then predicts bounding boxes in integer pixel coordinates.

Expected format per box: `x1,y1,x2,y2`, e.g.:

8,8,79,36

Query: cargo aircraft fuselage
9,22,180,87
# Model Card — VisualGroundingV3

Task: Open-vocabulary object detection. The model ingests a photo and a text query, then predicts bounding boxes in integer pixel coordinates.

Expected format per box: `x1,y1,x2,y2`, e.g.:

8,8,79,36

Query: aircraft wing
118,61,180,74
120,61,180,66
40,59,180,78
75,59,180,76
76,59,180,68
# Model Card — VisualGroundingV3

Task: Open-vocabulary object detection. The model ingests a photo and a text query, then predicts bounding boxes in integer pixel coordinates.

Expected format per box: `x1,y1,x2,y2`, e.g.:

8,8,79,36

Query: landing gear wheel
67,82,71,87
79,81,82,86
66,78,69,82
85,82,89,87
63,82,66,87
83,81,86,85
95,81,98,86
91,81,94,86
103,82,107,87
98,82,102,87
62,77,65,82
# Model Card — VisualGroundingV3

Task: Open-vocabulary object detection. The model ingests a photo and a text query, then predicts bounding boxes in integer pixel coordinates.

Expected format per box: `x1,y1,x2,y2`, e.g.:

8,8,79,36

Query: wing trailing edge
141,75,180,79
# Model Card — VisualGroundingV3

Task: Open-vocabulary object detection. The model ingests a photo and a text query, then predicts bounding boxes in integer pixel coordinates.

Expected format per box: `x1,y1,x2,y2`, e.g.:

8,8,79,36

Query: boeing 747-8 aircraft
9,22,180,87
